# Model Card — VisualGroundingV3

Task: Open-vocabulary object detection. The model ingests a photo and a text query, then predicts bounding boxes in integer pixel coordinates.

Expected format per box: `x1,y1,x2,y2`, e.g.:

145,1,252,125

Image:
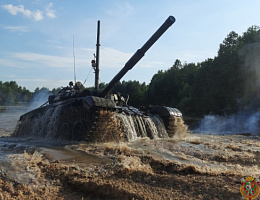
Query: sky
1,0,260,92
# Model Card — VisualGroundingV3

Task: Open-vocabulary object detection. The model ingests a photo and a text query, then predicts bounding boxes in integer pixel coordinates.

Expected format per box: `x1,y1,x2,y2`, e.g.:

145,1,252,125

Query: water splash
27,89,49,111
195,110,260,135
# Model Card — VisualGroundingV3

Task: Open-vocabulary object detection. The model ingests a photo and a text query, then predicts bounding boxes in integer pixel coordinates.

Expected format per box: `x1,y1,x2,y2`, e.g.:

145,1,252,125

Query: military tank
13,16,187,142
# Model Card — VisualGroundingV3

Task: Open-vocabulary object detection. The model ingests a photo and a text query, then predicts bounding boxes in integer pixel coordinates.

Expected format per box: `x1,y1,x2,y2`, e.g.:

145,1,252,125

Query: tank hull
13,96,186,142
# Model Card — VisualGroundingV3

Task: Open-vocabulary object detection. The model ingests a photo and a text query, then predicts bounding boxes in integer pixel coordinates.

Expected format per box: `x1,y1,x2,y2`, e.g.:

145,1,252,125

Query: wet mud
0,132,259,199
0,110,259,199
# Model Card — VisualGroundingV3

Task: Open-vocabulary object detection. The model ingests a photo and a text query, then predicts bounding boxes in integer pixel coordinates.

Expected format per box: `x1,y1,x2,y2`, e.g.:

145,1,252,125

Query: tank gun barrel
98,16,176,97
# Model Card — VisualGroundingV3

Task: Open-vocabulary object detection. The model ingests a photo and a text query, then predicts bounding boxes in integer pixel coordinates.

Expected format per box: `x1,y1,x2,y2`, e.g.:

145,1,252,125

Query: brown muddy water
0,108,259,199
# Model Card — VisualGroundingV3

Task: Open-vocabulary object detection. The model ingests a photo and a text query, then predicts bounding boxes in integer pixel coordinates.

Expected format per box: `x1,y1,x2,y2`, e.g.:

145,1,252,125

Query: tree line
112,25,260,117
0,81,60,106
1,25,259,117
0,81,32,105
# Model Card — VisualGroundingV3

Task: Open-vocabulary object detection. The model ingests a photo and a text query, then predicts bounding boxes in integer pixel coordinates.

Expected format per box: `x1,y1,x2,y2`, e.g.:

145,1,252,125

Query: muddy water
39,147,112,168
0,109,260,199
0,107,25,135
128,135,260,177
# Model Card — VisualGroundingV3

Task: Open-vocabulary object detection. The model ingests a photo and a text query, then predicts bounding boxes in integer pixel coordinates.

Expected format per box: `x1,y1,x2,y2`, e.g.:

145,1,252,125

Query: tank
13,16,187,142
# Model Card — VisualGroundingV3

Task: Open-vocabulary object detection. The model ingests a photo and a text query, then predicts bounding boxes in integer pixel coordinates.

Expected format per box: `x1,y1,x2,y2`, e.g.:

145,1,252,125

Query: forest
1,25,260,117
114,25,260,116
0,81,32,105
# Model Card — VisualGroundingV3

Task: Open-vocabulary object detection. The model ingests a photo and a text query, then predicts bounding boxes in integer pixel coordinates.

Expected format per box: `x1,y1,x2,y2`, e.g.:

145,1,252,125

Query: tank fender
149,106,182,118
83,96,116,109
149,106,182,128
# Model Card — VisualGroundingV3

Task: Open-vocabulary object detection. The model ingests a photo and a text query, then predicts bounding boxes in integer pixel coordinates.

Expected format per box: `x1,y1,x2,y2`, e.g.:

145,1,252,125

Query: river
0,107,259,199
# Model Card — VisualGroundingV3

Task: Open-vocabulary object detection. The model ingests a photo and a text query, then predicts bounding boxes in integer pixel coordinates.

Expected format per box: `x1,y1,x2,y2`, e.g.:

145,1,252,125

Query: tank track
13,104,123,142
57,104,92,141
56,105,123,142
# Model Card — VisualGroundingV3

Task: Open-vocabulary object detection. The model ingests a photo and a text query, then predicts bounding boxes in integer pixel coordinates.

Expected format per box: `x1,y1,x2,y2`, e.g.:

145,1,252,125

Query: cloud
4,26,29,33
2,3,55,21
2,4,30,16
32,10,43,21
8,47,162,70
100,47,167,69
106,2,134,17
139,61,165,68
14,78,71,91
45,3,56,19
101,47,132,68
0,58,18,67
13,52,76,67
177,50,216,63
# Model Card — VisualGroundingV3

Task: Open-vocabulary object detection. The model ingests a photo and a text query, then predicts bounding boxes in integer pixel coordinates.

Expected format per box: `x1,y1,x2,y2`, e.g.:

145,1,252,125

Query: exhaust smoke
196,33,260,135
195,111,260,135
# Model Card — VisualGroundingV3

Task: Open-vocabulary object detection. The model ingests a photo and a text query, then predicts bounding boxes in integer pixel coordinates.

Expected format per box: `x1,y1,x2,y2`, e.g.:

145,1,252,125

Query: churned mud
0,108,259,199
0,130,259,200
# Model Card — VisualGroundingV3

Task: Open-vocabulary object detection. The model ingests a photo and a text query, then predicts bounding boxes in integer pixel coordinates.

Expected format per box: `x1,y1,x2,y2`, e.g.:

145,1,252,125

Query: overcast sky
1,0,260,91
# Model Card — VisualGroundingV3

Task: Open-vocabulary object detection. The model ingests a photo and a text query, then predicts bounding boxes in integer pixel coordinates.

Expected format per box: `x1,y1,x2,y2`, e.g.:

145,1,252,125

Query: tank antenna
73,34,76,84
95,20,100,90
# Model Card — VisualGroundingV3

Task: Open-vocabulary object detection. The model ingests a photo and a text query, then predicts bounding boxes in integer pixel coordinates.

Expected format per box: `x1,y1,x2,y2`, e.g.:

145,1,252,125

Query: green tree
112,80,147,107
6,87,15,104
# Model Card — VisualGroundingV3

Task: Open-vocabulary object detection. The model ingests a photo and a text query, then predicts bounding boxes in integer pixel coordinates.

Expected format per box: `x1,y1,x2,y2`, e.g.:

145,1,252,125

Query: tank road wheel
72,120,87,141
58,123,71,140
